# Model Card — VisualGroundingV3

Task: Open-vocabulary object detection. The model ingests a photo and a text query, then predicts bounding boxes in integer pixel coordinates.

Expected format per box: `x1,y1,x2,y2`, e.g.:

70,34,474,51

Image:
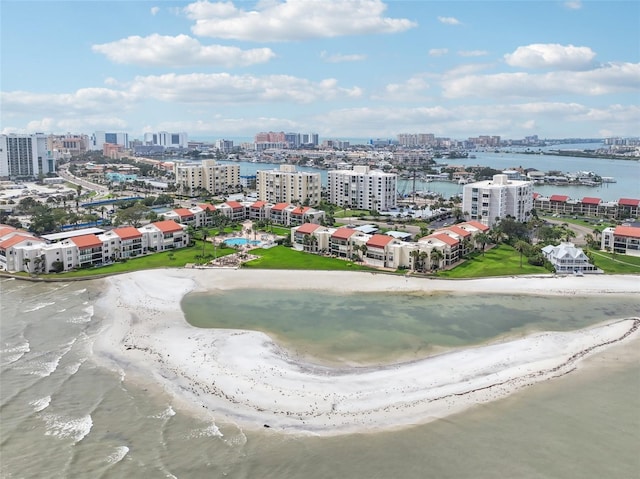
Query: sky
1,0,639,142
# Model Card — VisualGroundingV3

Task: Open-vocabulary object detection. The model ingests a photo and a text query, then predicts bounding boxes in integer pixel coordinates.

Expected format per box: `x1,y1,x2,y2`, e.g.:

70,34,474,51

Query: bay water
1,276,638,478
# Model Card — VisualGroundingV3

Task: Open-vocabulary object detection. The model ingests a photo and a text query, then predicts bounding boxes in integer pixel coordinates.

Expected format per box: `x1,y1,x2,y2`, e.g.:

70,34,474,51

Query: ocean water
1,276,639,478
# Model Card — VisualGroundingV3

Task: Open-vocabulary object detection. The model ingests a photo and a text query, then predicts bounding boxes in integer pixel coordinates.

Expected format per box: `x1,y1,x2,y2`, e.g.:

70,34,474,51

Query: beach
92,269,640,436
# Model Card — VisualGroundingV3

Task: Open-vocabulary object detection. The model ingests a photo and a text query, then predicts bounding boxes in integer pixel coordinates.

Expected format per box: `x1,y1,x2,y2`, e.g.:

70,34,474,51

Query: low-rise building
601,225,640,256
541,242,600,274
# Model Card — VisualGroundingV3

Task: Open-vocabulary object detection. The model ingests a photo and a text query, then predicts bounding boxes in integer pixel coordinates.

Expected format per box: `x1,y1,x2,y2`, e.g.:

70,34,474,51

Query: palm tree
201,227,209,257
23,257,31,273
360,244,368,262
419,251,429,272
409,249,420,272
514,240,529,268
430,249,444,271
475,232,490,255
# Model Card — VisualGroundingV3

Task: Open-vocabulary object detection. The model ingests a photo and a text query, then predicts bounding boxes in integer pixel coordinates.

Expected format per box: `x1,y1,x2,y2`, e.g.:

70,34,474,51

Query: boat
601,177,616,183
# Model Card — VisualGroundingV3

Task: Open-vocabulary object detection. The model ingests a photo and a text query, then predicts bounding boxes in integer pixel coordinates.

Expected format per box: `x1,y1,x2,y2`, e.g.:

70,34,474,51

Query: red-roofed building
618,198,640,218
420,233,461,267
364,234,397,267
330,228,357,258
269,202,290,225
249,201,267,221
601,224,640,256
113,226,143,259
220,200,246,222
290,206,311,226
580,197,601,216
140,220,188,251
292,223,323,252
71,234,104,268
0,233,45,272
459,220,490,233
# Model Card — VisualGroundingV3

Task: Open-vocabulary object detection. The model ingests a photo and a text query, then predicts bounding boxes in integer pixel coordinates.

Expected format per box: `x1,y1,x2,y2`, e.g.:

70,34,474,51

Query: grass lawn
45,240,236,278
588,249,640,274
242,245,375,271
437,244,549,278
334,209,370,218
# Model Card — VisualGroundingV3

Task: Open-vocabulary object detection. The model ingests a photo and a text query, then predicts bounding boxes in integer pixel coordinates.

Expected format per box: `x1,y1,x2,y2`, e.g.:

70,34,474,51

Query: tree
475,232,490,255
514,240,529,268
201,227,209,257
22,257,31,273
114,203,149,227
430,249,444,271
410,250,420,272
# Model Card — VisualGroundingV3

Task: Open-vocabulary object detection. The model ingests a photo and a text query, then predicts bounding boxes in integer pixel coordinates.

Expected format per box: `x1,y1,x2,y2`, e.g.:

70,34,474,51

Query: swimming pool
223,237,261,246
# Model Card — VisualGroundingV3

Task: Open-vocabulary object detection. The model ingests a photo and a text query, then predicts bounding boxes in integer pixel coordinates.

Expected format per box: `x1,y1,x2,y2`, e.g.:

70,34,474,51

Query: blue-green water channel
182,290,640,365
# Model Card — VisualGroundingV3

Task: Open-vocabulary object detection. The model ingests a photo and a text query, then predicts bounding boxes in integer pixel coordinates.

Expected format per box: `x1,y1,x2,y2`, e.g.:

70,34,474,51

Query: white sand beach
92,269,640,435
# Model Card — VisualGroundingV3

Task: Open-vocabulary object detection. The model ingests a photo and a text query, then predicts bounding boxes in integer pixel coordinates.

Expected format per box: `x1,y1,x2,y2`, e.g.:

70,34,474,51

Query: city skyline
1,0,638,140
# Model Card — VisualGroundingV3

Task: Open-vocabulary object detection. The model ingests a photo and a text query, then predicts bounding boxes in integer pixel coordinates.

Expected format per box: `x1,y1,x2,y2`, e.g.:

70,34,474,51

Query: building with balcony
328,165,397,211
462,174,534,227
256,165,322,206
175,159,241,196
541,242,600,274
0,133,56,179
601,225,640,256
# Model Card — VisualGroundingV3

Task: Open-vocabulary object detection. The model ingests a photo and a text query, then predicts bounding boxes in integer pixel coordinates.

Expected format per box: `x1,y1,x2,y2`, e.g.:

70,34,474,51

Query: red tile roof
291,206,311,215
446,225,472,238
113,226,142,240
533,192,540,199
0,234,40,249
460,220,490,232
618,198,640,207
366,234,394,248
429,233,459,246
152,220,184,234
331,228,357,240
251,201,267,208
0,226,17,237
614,225,640,238
581,197,601,205
225,201,243,209
71,234,103,249
296,223,321,234
550,195,569,202
271,202,289,212
173,208,194,218
198,203,216,211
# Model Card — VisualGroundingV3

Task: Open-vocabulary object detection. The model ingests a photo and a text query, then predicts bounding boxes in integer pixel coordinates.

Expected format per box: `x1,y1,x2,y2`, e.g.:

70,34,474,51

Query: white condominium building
143,131,188,149
0,133,56,179
462,174,534,227
256,164,322,206
175,159,240,196
328,165,397,211
90,131,129,150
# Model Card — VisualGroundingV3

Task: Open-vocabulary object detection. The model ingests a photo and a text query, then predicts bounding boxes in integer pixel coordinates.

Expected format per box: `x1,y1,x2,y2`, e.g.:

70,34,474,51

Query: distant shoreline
91,269,640,436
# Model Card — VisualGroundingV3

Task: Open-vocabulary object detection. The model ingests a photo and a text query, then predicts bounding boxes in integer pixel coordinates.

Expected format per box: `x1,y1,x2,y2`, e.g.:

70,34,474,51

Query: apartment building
462,174,534,227
0,134,56,179
601,225,640,256
256,164,322,206
175,159,241,196
90,131,129,151
328,165,397,211
143,131,188,149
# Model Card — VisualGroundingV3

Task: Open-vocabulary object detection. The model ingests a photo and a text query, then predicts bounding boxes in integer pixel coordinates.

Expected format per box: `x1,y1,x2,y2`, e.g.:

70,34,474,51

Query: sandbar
92,269,640,435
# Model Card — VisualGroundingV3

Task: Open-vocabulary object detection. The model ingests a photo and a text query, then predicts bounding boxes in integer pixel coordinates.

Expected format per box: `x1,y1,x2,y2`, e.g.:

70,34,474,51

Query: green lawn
242,245,375,271
588,249,640,274
334,209,370,218
437,244,549,278
46,240,235,278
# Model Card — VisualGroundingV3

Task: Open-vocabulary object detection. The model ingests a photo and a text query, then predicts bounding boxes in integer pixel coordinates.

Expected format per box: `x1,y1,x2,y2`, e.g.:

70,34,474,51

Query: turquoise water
223,237,261,246
182,290,640,365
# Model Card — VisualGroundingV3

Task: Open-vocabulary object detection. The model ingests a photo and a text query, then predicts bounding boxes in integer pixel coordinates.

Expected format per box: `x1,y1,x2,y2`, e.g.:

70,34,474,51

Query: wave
42,413,93,443
26,337,77,378
29,396,51,413
22,302,56,313
151,405,176,420
1,339,30,366
187,422,223,439
105,446,129,465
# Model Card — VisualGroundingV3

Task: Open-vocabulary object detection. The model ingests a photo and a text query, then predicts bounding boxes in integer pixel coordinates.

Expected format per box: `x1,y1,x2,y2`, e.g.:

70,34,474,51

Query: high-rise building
143,131,188,149
47,134,89,156
462,174,534,227
256,165,322,206
328,166,397,211
175,159,240,196
0,133,56,179
91,131,129,150
214,139,234,154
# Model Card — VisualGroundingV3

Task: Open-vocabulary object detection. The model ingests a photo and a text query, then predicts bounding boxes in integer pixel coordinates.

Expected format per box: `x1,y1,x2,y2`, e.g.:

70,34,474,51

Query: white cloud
150,6,160,15
504,43,596,70
374,75,430,101
564,1,582,10
320,51,367,63
443,62,640,98
437,16,461,26
184,0,417,41
458,50,488,57
428,48,448,57
92,34,276,67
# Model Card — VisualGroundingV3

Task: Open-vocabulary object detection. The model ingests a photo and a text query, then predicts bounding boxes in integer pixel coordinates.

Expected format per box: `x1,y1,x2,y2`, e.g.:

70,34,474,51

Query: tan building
256,164,322,206
175,159,240,196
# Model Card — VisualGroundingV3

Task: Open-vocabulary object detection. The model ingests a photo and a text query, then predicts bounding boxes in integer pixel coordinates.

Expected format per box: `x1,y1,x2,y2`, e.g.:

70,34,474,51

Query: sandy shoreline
92,269,640,435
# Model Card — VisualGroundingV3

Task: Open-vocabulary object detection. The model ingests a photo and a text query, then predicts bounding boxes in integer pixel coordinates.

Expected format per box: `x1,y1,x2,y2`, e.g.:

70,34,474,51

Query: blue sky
1,0,638,141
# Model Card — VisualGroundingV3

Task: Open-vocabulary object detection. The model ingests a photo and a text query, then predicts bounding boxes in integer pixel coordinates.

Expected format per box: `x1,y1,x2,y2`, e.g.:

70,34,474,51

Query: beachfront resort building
541,242,601,274
462,174,534,227
255,165,322,206
291,220,490,270
175,160,241,196
143,131,188,149
327,166,397,212
0,220,188,273
0,134,57,180
600,225,640,256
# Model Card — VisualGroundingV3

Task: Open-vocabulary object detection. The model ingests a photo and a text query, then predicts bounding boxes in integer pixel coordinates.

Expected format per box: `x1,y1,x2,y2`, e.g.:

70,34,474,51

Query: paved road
544,219,597,246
